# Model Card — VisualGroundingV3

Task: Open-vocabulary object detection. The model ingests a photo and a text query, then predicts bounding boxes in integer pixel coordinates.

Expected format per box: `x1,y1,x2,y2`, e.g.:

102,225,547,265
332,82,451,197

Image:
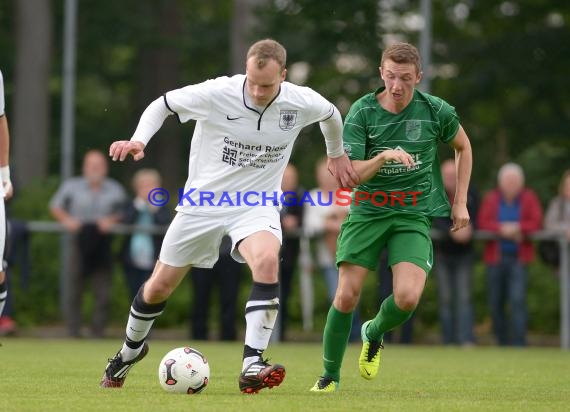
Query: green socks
320,296,412,382
322,305,353,382
366,294,414,341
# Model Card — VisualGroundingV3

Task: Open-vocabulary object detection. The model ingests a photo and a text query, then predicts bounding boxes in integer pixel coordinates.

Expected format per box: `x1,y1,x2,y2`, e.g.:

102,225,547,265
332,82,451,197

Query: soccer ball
158,347,210,394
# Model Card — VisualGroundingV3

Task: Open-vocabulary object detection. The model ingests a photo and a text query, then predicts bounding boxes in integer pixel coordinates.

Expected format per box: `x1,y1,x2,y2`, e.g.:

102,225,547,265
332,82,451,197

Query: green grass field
1,338,569,411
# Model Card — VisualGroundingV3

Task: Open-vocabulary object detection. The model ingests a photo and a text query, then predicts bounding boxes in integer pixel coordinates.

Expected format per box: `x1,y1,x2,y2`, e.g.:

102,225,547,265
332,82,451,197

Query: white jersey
164,74,336,216
0,69,5,116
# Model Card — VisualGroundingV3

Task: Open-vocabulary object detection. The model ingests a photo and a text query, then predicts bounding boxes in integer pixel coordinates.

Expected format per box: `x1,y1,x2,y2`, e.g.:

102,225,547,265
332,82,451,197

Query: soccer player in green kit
311,42,472,392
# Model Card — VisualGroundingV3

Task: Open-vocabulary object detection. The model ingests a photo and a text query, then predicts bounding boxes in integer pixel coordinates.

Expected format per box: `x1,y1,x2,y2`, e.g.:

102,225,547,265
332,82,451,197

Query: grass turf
0,338,569,411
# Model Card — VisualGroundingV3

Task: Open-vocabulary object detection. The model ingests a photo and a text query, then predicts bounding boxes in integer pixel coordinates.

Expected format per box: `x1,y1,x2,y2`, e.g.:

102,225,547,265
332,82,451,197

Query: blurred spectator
120,169,171,300
540,169,570,267
478,163,542,346
50,150,127,338
433,159,479,346
277,163,303,340
190,235,243,341
377,250,414,344
544,169,570,239
304,158,360,341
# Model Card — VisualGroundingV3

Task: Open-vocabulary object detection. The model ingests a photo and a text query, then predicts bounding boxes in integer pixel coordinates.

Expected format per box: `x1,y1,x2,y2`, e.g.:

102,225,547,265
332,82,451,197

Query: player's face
246,58,286,107
380,59,421,106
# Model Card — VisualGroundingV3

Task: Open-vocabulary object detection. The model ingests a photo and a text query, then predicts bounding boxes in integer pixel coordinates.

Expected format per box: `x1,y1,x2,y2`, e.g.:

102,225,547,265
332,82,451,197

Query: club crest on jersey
279,110,297,131
405,120,421,141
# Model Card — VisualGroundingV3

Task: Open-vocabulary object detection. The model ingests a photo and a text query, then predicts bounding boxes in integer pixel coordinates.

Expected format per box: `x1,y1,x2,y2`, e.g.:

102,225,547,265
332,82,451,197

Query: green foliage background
0,0,567,339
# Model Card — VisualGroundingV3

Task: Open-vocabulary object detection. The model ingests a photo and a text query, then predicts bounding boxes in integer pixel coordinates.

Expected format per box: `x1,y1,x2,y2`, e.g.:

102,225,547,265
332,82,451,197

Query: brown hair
247,39,287,70
381,42,422,74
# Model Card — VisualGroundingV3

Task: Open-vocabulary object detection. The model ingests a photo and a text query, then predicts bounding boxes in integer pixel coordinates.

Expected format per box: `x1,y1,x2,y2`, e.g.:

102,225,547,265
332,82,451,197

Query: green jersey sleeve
434,97,460,143
342,98,368,161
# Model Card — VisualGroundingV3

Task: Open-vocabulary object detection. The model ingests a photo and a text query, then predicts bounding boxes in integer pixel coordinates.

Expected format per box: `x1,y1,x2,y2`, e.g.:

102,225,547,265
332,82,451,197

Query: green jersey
343,87,460,217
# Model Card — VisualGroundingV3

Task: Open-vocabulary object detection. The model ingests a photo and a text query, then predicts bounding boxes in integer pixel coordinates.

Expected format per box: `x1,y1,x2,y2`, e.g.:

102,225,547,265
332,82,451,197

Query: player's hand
1,166,13,200
450,202,470,232
3,180,13,200
97,217,116,233
109,140,146,162
327,154,359,189
378,149,415,168
499,222,522,242
63,217,82,233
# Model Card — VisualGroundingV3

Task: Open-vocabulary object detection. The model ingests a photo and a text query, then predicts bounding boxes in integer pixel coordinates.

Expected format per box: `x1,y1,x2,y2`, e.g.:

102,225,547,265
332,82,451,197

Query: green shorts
336,213,434,274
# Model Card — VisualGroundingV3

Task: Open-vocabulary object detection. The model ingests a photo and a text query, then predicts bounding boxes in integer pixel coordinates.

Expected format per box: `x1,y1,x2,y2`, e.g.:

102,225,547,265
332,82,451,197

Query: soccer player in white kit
0,69,14,318
101,39,358,393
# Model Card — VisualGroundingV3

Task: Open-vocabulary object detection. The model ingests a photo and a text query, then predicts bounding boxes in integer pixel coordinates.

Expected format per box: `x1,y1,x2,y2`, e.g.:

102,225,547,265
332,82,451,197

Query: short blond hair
247,39,287,70
381,42,422,74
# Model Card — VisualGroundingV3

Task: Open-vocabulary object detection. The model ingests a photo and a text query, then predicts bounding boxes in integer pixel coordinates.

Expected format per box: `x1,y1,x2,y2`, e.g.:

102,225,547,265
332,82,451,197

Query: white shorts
159,206,282,268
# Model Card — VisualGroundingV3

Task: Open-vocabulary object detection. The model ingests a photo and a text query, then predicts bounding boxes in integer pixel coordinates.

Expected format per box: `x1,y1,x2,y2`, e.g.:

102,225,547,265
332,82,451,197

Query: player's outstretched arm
352,149,415,184
448,125,472,232
110,96,173,162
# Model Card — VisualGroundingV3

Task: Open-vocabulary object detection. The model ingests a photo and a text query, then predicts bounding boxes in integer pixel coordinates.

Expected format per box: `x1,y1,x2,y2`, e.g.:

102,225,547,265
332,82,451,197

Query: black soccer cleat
310,376,338,392
100,342,149,388
239,360,286,394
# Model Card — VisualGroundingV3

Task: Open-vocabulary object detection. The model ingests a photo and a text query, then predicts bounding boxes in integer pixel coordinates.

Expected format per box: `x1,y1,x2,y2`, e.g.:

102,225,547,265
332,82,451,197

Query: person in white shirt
0,69,14,318
101,39,358,394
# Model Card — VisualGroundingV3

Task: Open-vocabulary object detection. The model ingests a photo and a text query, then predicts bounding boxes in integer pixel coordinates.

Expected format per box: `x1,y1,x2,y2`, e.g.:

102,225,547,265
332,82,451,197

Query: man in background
50,150,126,338
478,163,542,346
433,158,479,346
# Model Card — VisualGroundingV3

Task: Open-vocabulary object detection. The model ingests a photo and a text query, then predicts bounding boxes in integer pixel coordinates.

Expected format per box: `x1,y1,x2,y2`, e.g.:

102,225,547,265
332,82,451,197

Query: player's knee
334,287,359,312
394,291,421,312
249,250,279,279
144,280,174,303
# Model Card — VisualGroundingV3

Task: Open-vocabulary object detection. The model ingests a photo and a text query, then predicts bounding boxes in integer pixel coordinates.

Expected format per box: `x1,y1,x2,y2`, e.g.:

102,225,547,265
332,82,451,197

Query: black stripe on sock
245,304,279,314
243,344,263,359
125,337,145,349
0,281,6,293
129,311,161,321
248,282,279,301
132,285,167,315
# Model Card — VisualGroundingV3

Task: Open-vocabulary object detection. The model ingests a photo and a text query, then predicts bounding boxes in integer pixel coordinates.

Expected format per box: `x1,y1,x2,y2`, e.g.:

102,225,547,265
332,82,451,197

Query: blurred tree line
0,0,567,336
0,0,568,197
